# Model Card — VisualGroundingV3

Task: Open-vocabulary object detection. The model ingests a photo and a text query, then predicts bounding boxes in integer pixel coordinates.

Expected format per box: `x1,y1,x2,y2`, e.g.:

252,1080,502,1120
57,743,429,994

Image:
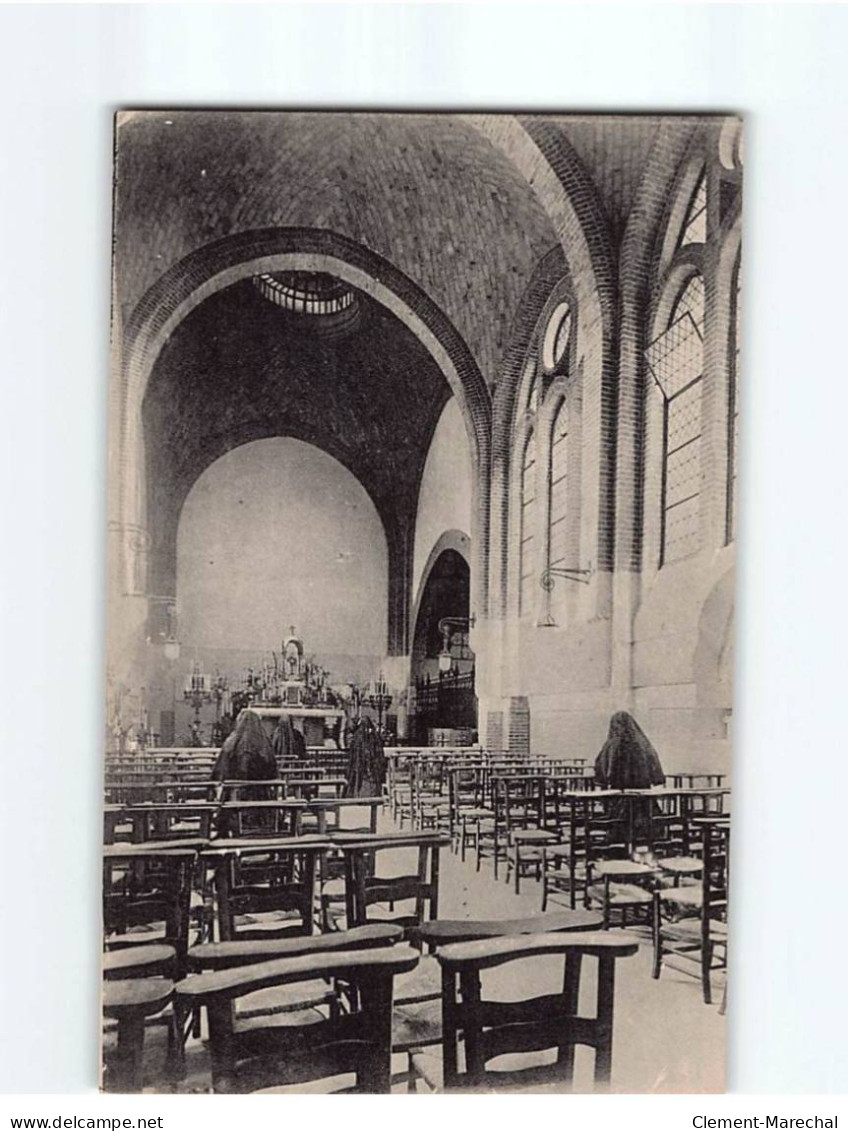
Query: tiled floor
119,809,725,1094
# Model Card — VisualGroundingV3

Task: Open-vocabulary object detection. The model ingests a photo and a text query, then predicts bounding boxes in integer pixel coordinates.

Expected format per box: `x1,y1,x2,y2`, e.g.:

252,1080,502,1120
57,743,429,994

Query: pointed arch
112,228,492,645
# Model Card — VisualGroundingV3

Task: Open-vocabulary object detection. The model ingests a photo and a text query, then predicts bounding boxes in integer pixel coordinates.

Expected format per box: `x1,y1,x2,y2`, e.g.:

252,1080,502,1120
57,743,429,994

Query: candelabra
183,662,213,743
366,672,393,732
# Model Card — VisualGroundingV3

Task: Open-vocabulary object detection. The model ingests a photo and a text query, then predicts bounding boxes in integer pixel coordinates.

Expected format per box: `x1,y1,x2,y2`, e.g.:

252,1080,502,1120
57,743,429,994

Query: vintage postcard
104,110,741,1093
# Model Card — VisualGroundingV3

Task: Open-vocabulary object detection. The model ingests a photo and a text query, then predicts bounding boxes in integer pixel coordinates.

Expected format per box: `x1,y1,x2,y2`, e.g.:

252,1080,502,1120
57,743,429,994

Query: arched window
548,399,569,571
542,302,572,375
646,273,705,564
727,255,741,541
519,430,537,615
679,170,707,247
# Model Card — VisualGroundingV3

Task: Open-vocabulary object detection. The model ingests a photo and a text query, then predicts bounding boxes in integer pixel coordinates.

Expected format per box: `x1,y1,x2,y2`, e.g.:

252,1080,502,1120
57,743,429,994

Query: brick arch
651,250,706,338
488,246,568,619
473,116,621,621
469,115,617,325
613,121,699,573
114,227,492,625
517,117,618,319
410,529,472,651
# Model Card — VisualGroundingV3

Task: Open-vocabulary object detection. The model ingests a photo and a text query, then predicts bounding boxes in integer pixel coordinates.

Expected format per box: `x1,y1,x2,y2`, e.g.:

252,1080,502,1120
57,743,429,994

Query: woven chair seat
235,982,336,1021
395,955,440,1004
320,878,346,900
512,829,557,844
659,886,703,908
588,882,653,906
420,803,450,815
658,856,703,876
392,999,442,1053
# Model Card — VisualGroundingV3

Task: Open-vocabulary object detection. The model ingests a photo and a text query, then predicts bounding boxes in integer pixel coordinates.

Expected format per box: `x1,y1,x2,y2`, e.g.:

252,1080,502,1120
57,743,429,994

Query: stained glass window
680,171,707,247
519,431,537,615
548,400,569,570
646,273,705,564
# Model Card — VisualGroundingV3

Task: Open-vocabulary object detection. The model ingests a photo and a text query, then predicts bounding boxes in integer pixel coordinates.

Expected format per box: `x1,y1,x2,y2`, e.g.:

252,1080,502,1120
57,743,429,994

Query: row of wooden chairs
390,759,593,847
106,928,638,1094
102,833,443,1088
105,899,638,1093
105,761,346,805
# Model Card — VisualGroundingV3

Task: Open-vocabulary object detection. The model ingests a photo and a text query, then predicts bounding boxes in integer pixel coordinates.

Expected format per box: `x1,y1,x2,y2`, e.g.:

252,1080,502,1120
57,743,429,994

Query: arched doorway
409,547,477,743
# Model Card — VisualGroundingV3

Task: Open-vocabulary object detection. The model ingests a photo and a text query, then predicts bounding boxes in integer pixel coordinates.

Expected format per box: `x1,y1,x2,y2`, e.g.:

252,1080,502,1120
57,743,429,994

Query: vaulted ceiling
143,277,450,597
116,111,564,386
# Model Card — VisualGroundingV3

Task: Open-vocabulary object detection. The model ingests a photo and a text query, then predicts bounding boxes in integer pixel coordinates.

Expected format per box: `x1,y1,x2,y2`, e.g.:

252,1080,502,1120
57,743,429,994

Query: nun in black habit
594,711,666,848
272,712,297,763
211,708,278,836
345,717,387,799
273,712,308,762
212,708,277,786
594,711,666,790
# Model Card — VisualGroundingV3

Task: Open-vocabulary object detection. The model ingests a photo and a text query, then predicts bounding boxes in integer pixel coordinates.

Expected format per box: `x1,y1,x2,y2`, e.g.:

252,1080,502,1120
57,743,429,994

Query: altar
252,704,345,748
248,628,346,748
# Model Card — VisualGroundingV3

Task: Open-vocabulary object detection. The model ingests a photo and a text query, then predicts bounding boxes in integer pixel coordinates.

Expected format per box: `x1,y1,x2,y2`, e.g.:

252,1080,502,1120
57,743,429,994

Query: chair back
210,842,321,941
494,774,545,833
217,800,302,839
434,932,638,1091
449,766,487,815
103,849,196,977
176,943,420,1093
701,820,729,932
340,834,446,936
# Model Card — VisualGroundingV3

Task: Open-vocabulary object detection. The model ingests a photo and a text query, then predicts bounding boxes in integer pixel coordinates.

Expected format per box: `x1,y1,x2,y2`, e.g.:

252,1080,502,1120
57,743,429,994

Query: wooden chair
206,838,324,942
652,818,729,1004
103,845,205,1076
215,799,304,840
497,776,557,892
412,757,451,833
448,767,494,861
387,752,416,826
473,774,531,881
335,833,446,936
392,909,605,1084
174,944,419,1093
410,932,638,1092
183,923,406,1051
541,793,627,912
587,859,657,929
102,977,174,1092
647,792,688,856
103,847,196,979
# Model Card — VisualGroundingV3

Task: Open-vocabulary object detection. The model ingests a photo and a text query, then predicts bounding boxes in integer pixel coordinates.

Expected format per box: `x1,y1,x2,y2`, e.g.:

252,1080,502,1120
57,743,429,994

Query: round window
542,302,572,373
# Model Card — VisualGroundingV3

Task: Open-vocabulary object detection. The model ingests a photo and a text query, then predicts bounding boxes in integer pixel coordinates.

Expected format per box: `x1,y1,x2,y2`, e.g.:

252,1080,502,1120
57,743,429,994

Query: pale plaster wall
412,398,473,602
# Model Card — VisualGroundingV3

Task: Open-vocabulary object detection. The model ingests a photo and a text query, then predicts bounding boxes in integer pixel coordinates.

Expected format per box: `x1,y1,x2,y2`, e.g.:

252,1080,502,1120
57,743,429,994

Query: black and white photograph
103,110,740,1094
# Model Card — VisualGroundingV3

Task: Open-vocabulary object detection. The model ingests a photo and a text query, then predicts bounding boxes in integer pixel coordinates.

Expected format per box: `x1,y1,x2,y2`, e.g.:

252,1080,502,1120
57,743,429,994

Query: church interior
103,111,740,1094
